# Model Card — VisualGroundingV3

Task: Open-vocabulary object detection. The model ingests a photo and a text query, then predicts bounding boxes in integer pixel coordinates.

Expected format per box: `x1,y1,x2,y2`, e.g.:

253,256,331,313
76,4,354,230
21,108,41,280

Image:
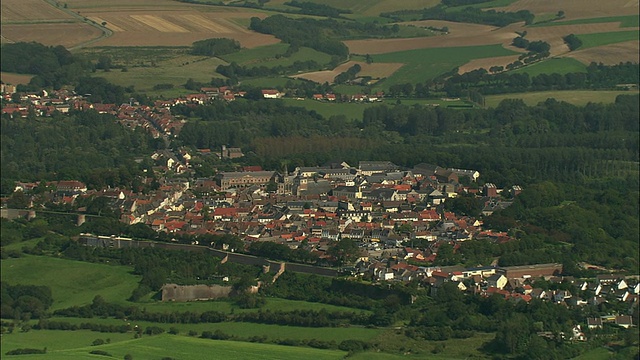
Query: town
1,84,638,340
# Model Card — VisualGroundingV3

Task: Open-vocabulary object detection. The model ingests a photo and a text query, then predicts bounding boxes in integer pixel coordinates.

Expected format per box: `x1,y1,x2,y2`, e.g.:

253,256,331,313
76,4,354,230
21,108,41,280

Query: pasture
372,44,518,87
1,255,140,310
96,56,227,94
510,57,587,76
484,90,640,108
0,333,349,360
576,30,640,49
44,316,382,343
280,98,475,121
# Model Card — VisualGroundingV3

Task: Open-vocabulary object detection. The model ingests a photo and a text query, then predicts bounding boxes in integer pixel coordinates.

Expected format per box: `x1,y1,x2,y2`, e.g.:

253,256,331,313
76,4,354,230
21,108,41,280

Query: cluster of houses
2,83,637,333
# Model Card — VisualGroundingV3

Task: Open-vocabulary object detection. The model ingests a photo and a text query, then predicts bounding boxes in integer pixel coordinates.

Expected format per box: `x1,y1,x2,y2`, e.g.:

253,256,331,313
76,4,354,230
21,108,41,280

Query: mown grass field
511,57,587,76
484,90,640,108
1,255,140,310
372,44,518,88
1,333,349,360
577,30,640,50
533,15,640,28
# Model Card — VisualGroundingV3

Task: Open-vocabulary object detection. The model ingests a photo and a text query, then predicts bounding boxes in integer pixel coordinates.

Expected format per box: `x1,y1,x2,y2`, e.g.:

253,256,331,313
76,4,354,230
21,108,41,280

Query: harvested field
292,61,404,84
87,16,125,32
1,0,73,22
83,11,277,48
567,40,640,65
493,0,639,20
1,23,102,48
0,72,34,85
130,14,189,33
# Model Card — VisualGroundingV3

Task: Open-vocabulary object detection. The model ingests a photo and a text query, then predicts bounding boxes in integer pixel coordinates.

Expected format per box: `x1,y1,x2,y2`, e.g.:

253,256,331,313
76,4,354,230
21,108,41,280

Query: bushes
191,38,241,57
5,348,46,355
563,34,583,51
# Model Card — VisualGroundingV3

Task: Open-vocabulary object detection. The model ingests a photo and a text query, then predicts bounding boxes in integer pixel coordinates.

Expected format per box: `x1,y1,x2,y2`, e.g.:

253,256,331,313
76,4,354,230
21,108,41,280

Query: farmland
0,72,34,86
371,44,518,88
484,90,640,108
280,98,474,121
510,57,587,76
568,40,640,65
576,30,640,49
531,14,640,28
1,333,350,360
292,61,404,84
1,255,140,310
493,0,639,21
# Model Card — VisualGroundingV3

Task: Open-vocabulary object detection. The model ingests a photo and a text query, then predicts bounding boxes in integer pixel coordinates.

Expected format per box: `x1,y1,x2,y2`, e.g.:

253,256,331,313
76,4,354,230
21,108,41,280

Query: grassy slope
511,57,587,76
1,255,140,310
1,333,349,360
372,44,518,88
484,90,640,108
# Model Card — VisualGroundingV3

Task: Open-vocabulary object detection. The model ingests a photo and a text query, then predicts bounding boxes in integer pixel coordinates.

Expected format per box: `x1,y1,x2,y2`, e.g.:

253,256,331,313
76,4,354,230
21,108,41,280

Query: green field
511,57,587,76
532,15,640,28
445,0,519,12
221,45,332,69
372,44,518,88
266,0,440,16
1,333,349,360
45,316,381,342
484,90,640,108
577,30,640,50
1,329,134,354
96,56,226,95
1,255,140,310
280,98,474,121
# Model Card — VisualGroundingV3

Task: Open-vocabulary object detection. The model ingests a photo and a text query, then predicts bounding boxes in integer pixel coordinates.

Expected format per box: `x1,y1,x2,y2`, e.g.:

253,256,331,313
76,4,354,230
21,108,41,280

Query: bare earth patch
567,40,640,64
0,72,34,86
493,0,639,20
292,61,404,84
